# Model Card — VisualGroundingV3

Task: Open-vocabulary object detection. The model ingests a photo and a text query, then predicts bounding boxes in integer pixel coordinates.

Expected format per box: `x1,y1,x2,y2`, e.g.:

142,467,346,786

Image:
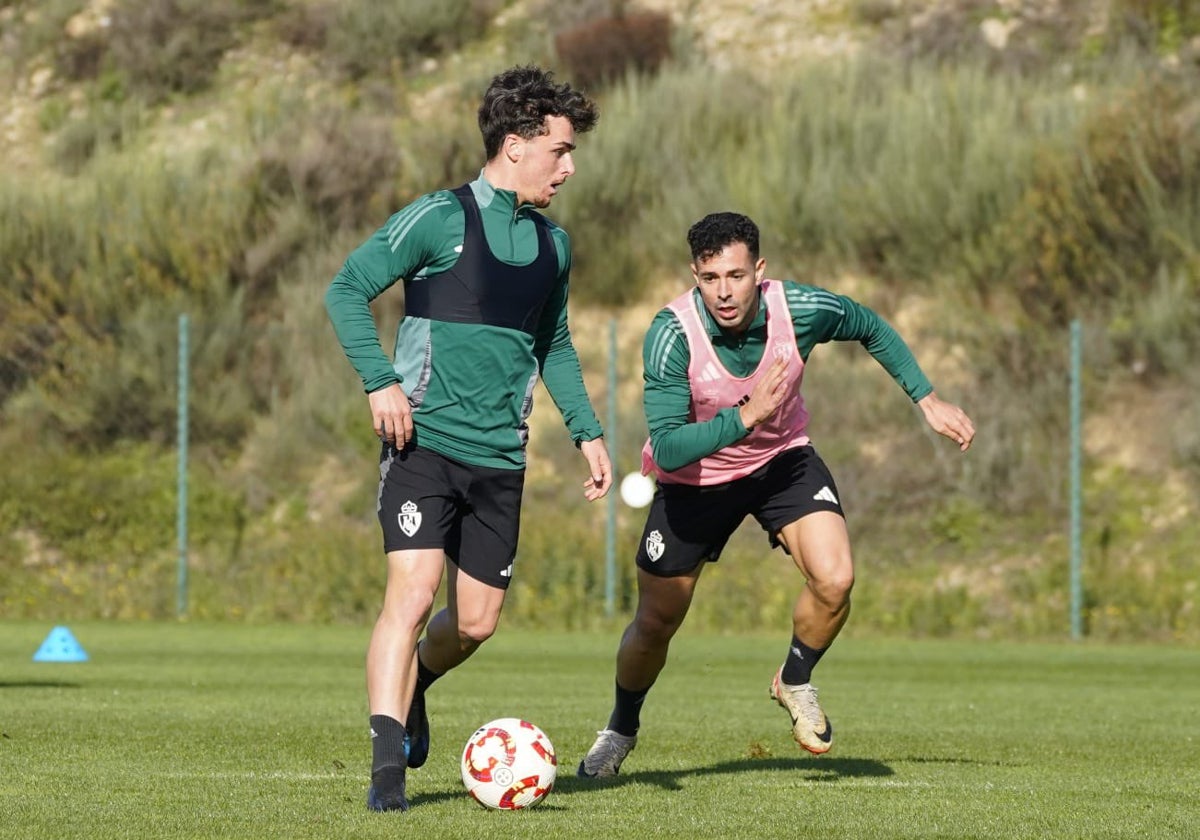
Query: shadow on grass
407,755,893,808
555,755,894,795
895,755,1014,767
0,681,82,689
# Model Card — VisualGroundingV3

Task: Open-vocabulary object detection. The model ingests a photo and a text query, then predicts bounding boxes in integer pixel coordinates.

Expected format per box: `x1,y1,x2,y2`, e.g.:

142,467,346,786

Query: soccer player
325,65,613,812
578,212,974,777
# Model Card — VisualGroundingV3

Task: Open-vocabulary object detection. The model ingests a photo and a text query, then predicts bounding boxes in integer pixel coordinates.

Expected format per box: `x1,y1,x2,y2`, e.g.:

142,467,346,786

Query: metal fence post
177,313,189,619
605,317,617,617
1069,319,1083,640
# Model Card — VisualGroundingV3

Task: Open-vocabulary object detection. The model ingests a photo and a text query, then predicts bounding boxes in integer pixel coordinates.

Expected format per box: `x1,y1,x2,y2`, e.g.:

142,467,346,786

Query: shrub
273,0,335,51
1109,0,1200,53
107,0,245,101
1,0,88,73
990,75,1200,323
49,98,141,173
322,0,494,79
554,10,673,89
249,109,400,232
54,28,108,82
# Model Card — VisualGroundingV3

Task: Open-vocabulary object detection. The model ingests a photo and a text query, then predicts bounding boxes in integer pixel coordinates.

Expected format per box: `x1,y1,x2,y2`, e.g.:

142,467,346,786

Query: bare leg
615,566,703,691
578,566,703,777
768,511,852,754
776,510,855,650
417,558,508,675
366,548,445,722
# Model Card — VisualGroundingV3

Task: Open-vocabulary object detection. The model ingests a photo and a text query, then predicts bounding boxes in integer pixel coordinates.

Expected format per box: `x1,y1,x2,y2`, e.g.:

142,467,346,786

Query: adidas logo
696,362,723,383
812,486,839,505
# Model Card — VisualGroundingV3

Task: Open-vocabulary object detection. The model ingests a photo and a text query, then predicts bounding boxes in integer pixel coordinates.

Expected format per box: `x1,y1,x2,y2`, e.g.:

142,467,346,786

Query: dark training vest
403,184,559,336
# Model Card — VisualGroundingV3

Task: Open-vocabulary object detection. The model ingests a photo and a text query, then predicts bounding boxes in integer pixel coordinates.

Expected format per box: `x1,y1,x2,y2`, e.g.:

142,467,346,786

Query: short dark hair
687,212,760,263
478,66,599,160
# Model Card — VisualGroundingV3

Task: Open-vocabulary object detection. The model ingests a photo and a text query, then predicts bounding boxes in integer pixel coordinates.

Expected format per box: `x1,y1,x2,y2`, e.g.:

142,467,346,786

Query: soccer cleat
405,691,430,769
770,668,833,755
576,729,637,779
367,765,409,812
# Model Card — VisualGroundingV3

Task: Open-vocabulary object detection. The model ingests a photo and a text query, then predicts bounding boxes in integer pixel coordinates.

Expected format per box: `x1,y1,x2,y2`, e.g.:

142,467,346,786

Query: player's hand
918,391,975,451
738,358,789,431
369,383,414,448
578,437,613,502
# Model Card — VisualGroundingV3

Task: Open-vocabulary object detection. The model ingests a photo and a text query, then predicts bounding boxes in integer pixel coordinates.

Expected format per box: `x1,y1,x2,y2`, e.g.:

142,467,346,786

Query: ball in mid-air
619,472,656,508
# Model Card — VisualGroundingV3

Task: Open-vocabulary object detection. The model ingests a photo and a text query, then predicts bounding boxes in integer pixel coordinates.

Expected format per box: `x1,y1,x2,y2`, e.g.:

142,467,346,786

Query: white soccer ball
619,472,656,508
460,718,557,810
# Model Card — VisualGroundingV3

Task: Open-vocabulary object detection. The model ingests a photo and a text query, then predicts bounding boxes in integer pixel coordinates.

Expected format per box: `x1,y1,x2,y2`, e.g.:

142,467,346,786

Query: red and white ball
460,718,557,810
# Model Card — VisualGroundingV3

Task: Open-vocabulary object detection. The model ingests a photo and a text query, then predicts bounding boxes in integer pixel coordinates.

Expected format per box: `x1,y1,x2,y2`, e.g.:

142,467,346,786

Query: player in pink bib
640,277,809,485
580,212,975,777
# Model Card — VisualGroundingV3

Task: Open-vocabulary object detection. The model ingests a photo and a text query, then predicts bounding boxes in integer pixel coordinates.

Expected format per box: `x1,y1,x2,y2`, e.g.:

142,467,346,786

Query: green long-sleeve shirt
643,282,934,472
324,174,603,469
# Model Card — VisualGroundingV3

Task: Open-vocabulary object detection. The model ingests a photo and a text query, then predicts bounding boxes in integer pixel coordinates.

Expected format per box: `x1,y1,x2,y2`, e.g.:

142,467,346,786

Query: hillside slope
1,0,1197,637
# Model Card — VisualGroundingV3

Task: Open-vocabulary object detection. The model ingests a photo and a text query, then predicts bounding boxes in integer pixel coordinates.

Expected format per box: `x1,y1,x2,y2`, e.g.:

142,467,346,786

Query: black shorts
636,445,845,577
378,445,525,589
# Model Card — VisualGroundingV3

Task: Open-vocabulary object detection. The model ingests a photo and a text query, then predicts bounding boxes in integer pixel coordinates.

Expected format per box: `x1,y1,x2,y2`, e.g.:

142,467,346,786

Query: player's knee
633,607,683,645
812,567,854,607
379,589,436,631
456,617,498,649
828,569,855,604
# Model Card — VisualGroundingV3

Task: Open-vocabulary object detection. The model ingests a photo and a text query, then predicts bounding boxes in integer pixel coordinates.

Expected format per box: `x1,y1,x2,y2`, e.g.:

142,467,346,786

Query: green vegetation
0,2,1197,637
2,623,1198,839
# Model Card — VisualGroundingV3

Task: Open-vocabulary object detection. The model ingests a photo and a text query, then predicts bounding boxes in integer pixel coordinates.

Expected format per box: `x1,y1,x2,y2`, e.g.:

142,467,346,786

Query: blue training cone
33,626,89,663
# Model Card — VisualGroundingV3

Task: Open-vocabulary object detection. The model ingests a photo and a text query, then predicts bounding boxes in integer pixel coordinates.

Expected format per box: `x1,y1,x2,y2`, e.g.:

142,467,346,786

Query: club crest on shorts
645,529,665,562
398,500,422,537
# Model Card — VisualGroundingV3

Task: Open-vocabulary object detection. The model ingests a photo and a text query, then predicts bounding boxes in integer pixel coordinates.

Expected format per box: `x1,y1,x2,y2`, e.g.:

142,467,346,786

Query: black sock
781,635,826,686
370,714,407,774
606,680,652,737
415,652,442,697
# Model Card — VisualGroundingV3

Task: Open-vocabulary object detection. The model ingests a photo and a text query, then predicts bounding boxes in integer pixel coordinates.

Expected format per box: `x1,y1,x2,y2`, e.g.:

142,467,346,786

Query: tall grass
2,51,1198,637
568,51,1199,303
556,58,1094,300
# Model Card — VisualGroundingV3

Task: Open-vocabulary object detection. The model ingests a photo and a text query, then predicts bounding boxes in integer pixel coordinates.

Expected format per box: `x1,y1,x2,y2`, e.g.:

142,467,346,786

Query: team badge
645,529,664,562
771,340,791,362
398,500,422,537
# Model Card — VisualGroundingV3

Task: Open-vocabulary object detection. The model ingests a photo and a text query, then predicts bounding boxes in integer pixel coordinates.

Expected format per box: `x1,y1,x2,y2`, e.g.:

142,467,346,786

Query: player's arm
534,228,610,498
324,193,454,443
788,281,974,449
787,281,933,401
644,310,751,473
534,228,604,445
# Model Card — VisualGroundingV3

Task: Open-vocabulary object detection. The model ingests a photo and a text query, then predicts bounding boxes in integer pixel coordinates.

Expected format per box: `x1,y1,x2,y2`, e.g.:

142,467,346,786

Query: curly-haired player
326,66,611,812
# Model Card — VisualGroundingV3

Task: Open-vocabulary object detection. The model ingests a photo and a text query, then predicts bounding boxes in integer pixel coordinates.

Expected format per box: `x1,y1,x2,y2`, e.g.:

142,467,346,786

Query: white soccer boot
576,729,637,778
770,668,833,754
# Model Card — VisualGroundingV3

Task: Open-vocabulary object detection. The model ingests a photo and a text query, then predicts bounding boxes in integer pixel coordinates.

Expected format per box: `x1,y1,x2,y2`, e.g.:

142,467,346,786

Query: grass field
2,621,1198,839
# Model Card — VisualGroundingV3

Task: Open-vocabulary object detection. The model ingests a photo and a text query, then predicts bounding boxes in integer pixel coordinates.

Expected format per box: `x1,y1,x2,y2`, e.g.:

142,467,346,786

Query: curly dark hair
686,212,760,263
478,65,599,160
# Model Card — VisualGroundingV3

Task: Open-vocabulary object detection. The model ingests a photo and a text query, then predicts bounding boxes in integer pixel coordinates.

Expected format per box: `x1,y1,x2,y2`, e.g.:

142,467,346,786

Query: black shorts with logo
636,444,845,577
378,444,525,589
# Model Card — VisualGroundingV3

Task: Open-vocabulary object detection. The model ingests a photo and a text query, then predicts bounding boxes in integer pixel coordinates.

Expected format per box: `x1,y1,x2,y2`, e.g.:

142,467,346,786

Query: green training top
643,282,934,473
324,174,603,470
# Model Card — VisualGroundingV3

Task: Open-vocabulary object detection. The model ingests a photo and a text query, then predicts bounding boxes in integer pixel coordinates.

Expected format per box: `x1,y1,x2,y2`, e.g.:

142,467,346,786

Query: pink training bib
642,280,810,486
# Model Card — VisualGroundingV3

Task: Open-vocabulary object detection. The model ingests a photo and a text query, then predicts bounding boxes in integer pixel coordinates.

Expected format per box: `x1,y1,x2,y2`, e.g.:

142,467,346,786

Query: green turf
2,622,1197,839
